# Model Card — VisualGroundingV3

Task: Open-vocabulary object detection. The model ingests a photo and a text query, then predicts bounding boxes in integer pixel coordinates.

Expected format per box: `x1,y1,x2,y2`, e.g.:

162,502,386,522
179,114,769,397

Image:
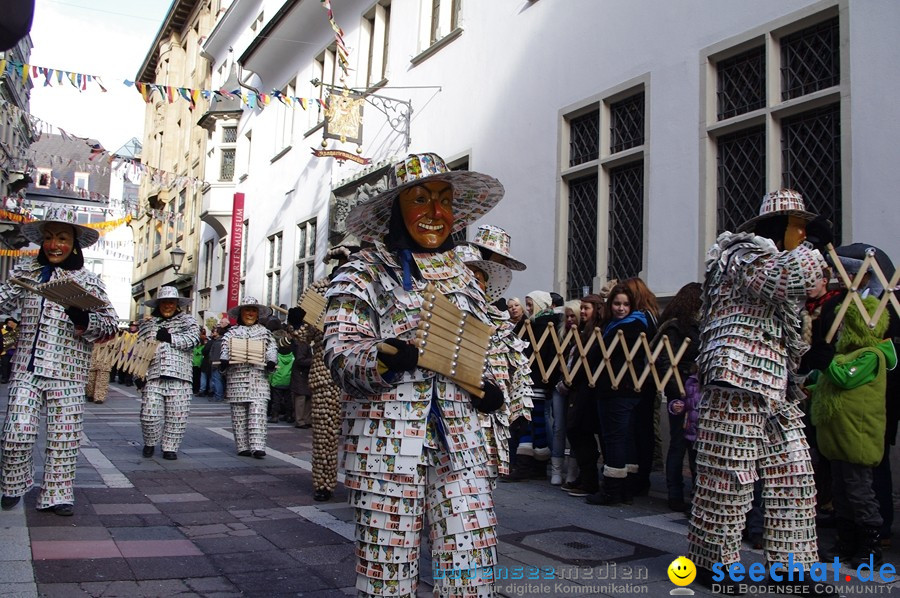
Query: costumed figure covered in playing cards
0,206,118,516
220,297,277,458
323,153,516,598
688,189,837,596
454,242,532,482
137,286,200,460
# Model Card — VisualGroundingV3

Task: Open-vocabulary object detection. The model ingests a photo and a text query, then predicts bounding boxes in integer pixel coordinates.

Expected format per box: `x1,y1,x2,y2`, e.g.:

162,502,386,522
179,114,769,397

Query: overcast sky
28,0,171,152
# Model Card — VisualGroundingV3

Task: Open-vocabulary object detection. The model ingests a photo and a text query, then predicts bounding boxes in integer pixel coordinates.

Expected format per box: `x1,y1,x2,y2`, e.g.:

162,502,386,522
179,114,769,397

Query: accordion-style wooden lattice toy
299,288,328,332
380,283,494,398
93,335,158,379
10,277,108,310
227,338,266,365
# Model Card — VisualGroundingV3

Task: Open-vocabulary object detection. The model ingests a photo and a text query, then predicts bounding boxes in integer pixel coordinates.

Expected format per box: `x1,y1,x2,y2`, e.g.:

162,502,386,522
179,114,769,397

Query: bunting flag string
0,59,108,93
122,80,328,112
0,97,207,198
0,248,39,257
144,208,183,223
0,207,34,223
84,213,132,232
321,0,351,80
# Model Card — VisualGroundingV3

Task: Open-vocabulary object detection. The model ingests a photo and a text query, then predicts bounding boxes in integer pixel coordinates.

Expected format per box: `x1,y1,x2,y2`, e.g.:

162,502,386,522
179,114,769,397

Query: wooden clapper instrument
378,283,494,398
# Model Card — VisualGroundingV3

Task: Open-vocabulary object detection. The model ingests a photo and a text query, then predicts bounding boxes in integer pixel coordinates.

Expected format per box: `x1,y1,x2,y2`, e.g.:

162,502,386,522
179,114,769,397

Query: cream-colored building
130,0,221,320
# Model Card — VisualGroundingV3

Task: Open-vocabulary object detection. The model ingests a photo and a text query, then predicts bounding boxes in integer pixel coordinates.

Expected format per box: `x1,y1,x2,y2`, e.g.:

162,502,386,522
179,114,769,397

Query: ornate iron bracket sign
364,93,413,150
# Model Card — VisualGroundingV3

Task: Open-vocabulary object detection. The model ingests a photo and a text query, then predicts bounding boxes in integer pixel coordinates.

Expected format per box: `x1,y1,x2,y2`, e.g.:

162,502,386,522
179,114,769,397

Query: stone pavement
1,382,899,597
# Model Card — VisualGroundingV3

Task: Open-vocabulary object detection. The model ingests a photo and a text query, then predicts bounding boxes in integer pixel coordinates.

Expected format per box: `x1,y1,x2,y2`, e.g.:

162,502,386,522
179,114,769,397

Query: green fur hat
835,296,889,353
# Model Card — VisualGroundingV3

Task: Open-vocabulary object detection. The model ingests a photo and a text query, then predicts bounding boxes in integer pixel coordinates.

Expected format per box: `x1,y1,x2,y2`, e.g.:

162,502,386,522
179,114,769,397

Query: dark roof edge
135,0,193,84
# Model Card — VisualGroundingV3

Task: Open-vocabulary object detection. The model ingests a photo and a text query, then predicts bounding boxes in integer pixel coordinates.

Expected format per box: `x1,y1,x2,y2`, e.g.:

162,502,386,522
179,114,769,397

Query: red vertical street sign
226,192,245,315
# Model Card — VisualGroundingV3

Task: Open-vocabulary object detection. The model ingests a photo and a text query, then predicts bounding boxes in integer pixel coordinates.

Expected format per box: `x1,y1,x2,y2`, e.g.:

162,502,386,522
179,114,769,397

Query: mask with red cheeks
240,307,258,326
42,222,75,265
398,181,454,249
158,299,178,319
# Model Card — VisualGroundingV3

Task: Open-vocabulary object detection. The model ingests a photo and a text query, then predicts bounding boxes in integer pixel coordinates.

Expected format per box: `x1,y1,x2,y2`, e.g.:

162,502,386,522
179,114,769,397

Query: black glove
287,306,306,329
64,306,89,328
156,328,171,343
471,380,504,414
134,377,146,390
219,359,229,372
377,338,419,372
805,215,833,251
265,360,276,373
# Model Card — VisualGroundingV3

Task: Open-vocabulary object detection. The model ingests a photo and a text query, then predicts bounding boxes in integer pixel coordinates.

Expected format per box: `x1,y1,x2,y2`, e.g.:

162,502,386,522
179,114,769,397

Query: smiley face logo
668,556,696,586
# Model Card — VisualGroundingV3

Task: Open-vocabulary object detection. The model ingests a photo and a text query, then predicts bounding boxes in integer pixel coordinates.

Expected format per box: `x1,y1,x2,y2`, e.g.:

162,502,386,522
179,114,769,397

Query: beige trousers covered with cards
1,373,84,508
687,385,819,569
347,451,498,598
141,377,192,452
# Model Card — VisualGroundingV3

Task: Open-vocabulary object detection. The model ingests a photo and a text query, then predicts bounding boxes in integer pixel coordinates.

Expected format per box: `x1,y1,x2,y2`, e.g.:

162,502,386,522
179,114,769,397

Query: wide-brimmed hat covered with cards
145,285,191,308
455,243,512,302
227,296,272,320
737,188,818,233
21,205,100,247
469,224,526,271
344,153,505,242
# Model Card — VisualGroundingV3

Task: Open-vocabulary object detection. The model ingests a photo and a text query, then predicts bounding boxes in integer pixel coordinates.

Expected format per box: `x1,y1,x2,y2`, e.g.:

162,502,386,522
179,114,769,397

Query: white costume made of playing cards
455,242,532,480
323,152,517,598
220,298,277,455
688,190,828,571
138,288,200,455
0,207,117,509
325,244,508,597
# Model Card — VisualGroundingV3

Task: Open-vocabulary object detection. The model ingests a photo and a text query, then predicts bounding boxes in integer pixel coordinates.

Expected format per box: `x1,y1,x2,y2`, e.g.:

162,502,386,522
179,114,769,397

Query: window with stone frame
266,231,282,308
295,218,317,302
562,83,646,300
605,91,645,281
707,12,842,241
362,1,391,88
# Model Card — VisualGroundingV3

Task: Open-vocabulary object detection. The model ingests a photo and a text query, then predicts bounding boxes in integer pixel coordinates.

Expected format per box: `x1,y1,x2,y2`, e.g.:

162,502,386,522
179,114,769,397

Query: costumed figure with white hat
219,297,277,458
688,189,836,595
323,153,520,597
137,286,200,460
0,206,118,516
455,242,533,483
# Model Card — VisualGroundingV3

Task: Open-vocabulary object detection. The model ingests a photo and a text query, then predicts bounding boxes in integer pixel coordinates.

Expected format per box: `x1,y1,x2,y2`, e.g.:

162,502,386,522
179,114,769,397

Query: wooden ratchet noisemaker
299,289,328,332
378,283,494,398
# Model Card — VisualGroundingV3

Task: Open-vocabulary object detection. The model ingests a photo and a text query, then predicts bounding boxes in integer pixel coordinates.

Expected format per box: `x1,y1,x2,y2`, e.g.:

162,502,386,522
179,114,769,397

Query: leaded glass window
781,17,839,101
609,93,644,153
567,176,598,300
607,162,643,281
717,126,766,234
717,47,765,120
782,104,842,243
569,110,599,167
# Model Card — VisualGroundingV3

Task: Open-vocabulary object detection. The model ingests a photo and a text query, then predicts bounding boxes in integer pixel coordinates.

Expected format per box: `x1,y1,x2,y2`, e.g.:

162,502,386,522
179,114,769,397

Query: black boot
850,526,883,568
822,517,858,562
507,455,537,482
622,472,639,504
586,476,625,506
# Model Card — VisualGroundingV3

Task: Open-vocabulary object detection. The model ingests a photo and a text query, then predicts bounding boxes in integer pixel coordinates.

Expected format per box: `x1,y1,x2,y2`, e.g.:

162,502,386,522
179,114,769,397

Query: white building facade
193,0,900,313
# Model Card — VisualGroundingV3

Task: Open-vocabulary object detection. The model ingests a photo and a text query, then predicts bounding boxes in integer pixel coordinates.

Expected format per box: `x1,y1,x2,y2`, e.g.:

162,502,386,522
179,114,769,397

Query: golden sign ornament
324,88,364,145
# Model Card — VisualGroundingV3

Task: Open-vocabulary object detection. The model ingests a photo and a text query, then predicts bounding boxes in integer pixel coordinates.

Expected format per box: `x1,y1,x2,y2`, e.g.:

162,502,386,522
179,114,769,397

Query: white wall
206,0,899,306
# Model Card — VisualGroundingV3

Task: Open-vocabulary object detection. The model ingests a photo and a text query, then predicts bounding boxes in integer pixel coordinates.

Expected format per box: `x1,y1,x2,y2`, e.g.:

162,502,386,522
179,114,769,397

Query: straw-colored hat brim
145,296,191,308
21,220,100,248
736,209,816,233
344,171,504,242
227,303,273,320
